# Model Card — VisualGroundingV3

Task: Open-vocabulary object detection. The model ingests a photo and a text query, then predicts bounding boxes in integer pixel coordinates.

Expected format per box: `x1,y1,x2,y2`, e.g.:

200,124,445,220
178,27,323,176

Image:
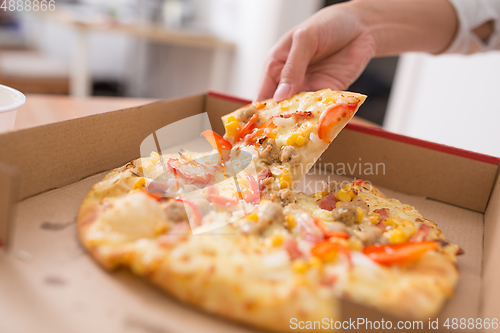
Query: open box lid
0,91,499,331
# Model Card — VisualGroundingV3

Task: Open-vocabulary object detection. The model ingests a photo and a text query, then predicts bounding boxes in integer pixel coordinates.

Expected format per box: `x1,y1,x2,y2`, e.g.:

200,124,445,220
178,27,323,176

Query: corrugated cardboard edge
0,162,18,250
482,168,500,327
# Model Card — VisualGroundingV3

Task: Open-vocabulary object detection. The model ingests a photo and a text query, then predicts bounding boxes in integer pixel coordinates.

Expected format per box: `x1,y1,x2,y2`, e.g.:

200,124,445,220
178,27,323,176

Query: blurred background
1,0,499,156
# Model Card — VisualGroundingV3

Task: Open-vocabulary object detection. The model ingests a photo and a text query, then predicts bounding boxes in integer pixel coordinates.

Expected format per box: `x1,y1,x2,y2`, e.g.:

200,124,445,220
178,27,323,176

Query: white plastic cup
0,84,26,132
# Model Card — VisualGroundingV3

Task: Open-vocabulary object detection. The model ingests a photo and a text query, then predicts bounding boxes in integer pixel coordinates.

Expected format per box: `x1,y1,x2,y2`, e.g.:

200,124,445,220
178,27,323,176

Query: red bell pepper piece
244,117,277,145
317,102,358,143
363,241,439,265
201,130,233,161
314,218,350,239
235,113,258,142
311,241,352,268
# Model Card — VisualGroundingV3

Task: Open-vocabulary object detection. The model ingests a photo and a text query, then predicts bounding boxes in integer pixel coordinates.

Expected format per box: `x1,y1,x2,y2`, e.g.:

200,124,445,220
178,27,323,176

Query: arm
256,0,459,102
355,0,458,56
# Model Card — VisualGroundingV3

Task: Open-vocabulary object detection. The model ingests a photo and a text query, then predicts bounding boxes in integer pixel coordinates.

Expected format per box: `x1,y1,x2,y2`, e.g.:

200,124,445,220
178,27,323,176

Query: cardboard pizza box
0,91,498,333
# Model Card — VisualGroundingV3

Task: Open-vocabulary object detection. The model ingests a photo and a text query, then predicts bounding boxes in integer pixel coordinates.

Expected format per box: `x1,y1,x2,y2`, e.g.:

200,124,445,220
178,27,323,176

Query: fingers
273,29,316,101
255,59,281,102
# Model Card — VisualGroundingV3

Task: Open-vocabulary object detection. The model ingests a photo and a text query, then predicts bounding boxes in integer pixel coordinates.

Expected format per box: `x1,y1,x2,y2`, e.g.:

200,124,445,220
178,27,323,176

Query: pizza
77,89,461,332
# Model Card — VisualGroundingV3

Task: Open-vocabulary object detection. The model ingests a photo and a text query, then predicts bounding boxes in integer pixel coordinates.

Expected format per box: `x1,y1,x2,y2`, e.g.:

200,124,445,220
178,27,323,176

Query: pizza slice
220,89,366,200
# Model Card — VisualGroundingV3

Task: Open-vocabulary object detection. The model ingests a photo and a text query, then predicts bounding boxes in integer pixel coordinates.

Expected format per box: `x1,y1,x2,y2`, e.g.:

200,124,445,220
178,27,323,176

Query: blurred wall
385,52,500,157
135,0,323,99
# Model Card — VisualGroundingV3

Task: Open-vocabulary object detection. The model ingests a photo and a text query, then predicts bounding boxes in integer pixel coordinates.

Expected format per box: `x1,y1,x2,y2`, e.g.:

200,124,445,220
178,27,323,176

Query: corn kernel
133,177,146,190
397,220,417,236
268,131,277,139
356,207,364,222
150,151,160,164
286,133,298,146
387,229,410,244
337,189,352,202
279,171,293,189
225,120,241,136
323,97,336,105
384,218,396,227
295,135,305,147
369,214,380,224
286,214,296,230
280,100,290,110
227,115,236,122
291,259,308,274
308,257,323,271
270,234,283,246
247,213,259,222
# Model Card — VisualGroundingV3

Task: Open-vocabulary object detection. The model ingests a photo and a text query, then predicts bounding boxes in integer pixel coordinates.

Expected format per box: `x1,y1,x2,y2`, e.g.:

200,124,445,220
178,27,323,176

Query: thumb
273,29,315,102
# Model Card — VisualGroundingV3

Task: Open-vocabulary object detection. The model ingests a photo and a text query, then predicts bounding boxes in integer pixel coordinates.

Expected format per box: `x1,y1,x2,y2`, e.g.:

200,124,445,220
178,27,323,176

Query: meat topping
260,138,280,164
272,189,296,206
280,146,301,164
164,200,189,222
237,105,258,123
332,201,358,226
317,193,339,211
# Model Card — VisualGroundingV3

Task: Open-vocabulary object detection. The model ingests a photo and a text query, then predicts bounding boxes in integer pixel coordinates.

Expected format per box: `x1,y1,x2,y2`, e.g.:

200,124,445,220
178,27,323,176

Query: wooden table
13,94,158,131
13,94,378,131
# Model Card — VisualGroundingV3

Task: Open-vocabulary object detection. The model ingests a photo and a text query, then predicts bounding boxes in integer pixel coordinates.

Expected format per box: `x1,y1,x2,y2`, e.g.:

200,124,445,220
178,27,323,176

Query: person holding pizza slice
256,0,500,102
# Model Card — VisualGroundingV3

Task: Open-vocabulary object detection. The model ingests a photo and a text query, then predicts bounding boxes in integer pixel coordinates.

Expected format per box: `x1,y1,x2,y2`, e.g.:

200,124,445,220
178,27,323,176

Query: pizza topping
356,224,384,245
244,117,277,145
175,198,203,227
280,146,301,164
373,208,389,222
207,194,239,207
260,138,280,164
235,113,258,142
332,201,359,226
316,193,339,211
241,174,260,204
237,104,258,123
311,241,352,268
167,158,213,184
241,201,284,235
163,200,189,222
271,189,296,206
314,218,350,239
363,241,440,265
284,238,302,259
295,213,324,243
409,224,431,242
201,130,233,161
318,102,358,143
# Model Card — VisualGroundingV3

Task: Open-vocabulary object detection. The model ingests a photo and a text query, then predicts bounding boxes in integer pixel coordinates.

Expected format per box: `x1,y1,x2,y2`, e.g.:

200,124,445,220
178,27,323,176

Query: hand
256,0,458,102
256,3,375,102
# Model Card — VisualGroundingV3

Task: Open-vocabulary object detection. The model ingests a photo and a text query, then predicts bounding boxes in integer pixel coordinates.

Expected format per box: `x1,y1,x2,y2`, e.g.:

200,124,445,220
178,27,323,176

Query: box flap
325,128,498,212
0,94,205,202
0,162,18,249
482,173,500,322
205,91,250,136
